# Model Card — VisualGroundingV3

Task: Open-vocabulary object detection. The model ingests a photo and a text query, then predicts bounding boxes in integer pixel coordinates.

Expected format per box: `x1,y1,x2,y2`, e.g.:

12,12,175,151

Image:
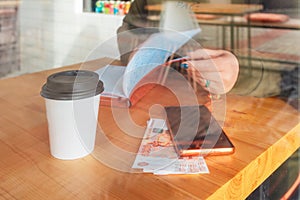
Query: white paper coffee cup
41,70,104,160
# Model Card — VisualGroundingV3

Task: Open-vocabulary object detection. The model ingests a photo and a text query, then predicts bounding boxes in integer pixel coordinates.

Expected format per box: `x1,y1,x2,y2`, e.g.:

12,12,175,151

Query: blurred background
0,0,299,84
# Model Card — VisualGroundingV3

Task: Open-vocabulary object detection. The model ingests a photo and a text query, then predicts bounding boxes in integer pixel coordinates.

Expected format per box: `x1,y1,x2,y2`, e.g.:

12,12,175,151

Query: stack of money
132,118,209,175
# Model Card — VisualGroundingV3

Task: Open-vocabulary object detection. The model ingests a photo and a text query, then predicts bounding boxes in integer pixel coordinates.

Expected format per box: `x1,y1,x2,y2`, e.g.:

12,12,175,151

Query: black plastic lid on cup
41,70,104,100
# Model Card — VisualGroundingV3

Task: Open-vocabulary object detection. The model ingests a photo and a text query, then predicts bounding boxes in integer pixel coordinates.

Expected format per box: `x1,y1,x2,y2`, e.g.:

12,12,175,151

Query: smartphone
164,105,235,157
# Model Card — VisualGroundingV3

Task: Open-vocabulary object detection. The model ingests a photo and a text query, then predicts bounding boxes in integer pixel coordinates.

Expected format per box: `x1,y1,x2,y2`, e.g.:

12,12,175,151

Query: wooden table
0,58,299,199
0,1,20,7
146,3,263,16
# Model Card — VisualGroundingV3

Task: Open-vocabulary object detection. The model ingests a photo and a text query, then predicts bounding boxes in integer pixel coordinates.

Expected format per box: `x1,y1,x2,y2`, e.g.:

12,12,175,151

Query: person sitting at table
116,1,299,199
116,0,240,95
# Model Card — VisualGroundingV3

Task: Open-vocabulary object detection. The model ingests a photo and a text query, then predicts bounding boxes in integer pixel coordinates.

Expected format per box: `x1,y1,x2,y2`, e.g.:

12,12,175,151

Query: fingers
182,50,239,94
185,50,237,72
186,68,224,94
187,48,225,61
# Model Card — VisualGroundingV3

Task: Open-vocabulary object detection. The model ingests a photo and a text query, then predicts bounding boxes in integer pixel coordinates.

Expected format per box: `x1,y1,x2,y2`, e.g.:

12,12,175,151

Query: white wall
19,0,124,74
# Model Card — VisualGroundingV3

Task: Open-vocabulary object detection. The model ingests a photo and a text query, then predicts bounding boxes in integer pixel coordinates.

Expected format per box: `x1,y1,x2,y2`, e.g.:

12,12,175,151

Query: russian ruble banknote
132,118,209,175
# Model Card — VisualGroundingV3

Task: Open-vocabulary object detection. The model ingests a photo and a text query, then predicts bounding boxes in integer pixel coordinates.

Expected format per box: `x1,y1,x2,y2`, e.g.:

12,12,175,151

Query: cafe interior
0,0,299,199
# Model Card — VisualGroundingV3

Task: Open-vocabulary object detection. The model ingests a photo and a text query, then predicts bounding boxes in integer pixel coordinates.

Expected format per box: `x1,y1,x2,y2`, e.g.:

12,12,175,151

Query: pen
163,56,190,67
164,52,225,69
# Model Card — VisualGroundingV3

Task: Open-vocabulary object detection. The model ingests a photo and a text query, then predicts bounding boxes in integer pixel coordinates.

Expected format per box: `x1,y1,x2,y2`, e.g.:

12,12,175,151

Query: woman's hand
183,48,239,94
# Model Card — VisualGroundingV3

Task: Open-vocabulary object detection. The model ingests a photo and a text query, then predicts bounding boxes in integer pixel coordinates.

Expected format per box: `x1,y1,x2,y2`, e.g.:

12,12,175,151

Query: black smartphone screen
164,105,235,157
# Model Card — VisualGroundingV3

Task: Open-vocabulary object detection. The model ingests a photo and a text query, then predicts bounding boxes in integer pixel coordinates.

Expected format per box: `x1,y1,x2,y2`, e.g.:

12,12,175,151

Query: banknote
132,118,209,175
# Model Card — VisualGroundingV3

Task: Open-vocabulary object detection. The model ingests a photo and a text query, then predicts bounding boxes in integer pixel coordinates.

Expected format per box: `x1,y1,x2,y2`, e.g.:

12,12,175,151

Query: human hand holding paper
183,49,239,94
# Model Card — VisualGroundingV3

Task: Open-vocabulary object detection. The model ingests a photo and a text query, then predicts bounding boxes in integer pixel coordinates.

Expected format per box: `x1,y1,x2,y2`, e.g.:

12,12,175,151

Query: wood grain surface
0,1,20,7
146,3,263,16
0,58,299,199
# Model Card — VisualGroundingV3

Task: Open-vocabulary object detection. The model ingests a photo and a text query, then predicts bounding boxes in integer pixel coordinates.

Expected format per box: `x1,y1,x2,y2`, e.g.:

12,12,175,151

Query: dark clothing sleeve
116,0,205,64
117,0,161,64
122,1,148,29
